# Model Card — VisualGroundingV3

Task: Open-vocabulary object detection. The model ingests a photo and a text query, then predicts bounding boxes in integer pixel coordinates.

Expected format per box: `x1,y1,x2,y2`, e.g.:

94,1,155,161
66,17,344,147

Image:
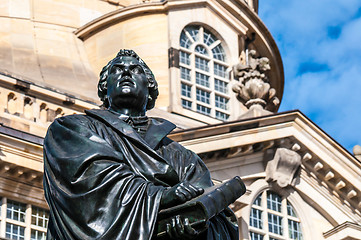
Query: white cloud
260,0,361,152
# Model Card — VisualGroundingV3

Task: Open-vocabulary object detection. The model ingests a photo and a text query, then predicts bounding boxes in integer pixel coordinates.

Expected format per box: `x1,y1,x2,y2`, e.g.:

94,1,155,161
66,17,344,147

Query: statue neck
108,107,146,117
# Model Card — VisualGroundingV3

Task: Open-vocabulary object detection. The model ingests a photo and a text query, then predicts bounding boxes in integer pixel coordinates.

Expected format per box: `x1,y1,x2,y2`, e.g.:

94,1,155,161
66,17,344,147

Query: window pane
180,67,191,81
212,44,226,62
195,57,209,72
215,111,229,121
6,223,25,240
214,79,228,94
195,45,208,56
7,200,26,222
289,220,303,240
267,192,282,212
196,89,210,104
287,201,297,217
180,51,190,65
181,84,191,98
203,30,216,46
182,99,192,109
250,208,262,229
268,213,283,235
214,63,227,78
31,230,47,240
31,206,49,228
215,95,228,110
196,104,211,115
253,194,262,206
186,26,200,42
196,72,209,88
180,31,192,49
250,232,264,240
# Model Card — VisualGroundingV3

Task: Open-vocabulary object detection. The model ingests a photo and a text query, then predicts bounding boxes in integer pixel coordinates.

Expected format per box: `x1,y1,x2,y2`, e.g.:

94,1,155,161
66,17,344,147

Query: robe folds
43,109,238,240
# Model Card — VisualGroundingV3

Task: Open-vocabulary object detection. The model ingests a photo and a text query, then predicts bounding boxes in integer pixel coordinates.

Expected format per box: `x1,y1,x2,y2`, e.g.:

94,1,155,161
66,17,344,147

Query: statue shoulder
47,113,98,135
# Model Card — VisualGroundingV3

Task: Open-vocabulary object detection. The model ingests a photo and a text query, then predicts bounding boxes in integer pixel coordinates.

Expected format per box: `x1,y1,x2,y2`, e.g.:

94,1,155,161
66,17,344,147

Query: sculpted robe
43,109,238,240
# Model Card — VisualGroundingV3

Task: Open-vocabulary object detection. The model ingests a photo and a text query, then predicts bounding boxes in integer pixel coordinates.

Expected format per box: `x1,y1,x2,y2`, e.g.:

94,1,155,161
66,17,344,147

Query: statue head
98,49,158,111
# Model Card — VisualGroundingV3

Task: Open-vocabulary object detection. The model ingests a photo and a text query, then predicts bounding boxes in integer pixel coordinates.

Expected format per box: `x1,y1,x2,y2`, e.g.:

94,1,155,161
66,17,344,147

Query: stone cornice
170,110,361,215
324,221,361,239
0,72,98,111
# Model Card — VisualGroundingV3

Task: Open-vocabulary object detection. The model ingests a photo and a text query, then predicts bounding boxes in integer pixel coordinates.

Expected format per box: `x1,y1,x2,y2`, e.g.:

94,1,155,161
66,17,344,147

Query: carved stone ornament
265,148,302,188
232,50,280,111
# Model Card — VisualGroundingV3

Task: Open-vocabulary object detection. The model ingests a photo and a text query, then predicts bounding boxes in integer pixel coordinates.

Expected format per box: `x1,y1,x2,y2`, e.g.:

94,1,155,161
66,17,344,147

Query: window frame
0,197,48,240
179,25,231,121
249,191,303,240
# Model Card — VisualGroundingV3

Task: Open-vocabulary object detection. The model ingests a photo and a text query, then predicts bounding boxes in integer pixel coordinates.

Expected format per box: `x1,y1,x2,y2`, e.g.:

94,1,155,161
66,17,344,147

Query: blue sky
259,0,361,153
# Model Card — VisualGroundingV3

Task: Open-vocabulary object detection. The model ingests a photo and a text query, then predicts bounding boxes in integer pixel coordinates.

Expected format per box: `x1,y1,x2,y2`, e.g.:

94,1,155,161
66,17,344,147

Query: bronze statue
43,50,240,240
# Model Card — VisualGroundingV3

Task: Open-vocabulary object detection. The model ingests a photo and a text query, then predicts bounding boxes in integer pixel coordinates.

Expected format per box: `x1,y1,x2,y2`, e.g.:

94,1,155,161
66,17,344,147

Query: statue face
106,56,149,113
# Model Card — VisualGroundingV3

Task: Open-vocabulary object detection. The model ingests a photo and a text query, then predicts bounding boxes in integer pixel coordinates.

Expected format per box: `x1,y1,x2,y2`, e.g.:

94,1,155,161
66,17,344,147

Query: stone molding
324,221,361,240
171,111,361,216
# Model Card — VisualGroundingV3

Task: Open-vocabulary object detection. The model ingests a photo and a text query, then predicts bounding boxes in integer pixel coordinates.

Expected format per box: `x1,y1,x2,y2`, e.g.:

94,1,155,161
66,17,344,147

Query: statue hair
97,49,159,110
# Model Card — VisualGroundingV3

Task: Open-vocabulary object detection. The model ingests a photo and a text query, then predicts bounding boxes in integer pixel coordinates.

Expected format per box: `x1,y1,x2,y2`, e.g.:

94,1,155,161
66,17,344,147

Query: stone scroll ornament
232,50,279,111
265,148,302,188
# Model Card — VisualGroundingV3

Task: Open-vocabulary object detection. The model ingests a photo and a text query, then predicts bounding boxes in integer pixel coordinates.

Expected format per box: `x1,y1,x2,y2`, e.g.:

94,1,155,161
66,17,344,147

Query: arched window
249,191,303,240
179,25,230,121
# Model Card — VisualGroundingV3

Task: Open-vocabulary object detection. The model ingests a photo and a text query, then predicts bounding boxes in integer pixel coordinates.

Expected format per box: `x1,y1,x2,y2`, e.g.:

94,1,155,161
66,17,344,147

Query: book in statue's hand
155,176,246,238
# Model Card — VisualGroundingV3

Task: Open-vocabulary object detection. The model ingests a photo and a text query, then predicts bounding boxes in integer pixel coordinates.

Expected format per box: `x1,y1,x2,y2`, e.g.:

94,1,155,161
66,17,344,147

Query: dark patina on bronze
43,49,244,240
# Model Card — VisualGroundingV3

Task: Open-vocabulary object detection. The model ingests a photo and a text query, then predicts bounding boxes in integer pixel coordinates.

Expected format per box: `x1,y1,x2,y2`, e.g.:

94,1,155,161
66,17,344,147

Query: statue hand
160,182,204,209
166,215,202,240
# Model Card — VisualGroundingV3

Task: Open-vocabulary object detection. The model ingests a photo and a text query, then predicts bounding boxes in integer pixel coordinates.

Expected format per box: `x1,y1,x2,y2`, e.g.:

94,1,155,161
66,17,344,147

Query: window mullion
199,26,204,43
184,30,195,44
209,39,221,50
262,191,269,239
209,59,215,118
25,204,31,240
0,197,6,238
191,52,196,112
282,197,288,240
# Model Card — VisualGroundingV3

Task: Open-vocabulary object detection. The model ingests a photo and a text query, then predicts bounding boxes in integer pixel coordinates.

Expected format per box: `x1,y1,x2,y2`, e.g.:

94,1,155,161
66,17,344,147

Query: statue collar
85,109,176,149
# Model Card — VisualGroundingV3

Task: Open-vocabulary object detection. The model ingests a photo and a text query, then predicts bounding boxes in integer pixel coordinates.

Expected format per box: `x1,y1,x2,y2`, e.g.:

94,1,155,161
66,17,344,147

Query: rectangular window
7,200,26,222
195,56,209,72
6,223,25,240
181,84,191,98
31,229,47,240
182,99,192,109
196,72,209,87
215,79,228,93
196,104,211,115
196,89,210,104
215,95,228,110
288,220,303,240
215,111,229,121
250,208,262,229
250,232,264,240
268,213,283,235
267,192,282,212
180,67,191,81
179,51,190,65
31,207,49,228
214,63,227,78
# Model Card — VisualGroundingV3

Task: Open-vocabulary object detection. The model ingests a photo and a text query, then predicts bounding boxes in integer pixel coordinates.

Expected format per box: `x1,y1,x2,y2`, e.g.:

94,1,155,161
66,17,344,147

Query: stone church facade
0,0,360,239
